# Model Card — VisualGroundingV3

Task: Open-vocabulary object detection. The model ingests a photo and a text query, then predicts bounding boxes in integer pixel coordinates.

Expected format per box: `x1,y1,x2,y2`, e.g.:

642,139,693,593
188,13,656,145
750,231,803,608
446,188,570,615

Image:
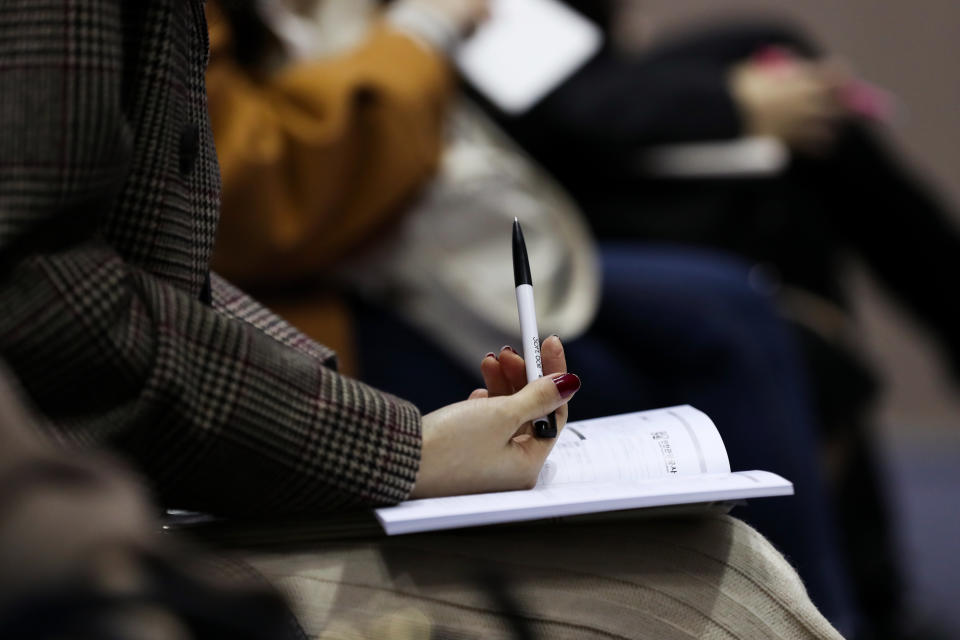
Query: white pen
512,218,557,438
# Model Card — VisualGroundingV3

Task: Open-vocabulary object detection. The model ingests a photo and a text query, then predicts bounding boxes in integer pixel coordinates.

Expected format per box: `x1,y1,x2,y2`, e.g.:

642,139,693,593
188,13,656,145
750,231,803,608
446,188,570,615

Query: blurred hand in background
730,56,851,155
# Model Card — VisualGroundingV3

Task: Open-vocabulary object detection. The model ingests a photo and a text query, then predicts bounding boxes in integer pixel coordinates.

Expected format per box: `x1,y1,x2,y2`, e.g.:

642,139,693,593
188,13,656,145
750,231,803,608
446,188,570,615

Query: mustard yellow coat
206,2,454,375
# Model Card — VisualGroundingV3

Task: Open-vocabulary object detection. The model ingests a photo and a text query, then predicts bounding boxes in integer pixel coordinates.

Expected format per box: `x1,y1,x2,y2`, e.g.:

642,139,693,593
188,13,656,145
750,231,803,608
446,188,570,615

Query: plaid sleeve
0,235,422,518
0,0,421,517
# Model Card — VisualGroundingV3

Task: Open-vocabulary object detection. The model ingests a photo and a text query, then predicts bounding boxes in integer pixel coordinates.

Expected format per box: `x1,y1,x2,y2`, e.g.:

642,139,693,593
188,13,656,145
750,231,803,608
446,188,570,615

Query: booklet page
537,405,730,487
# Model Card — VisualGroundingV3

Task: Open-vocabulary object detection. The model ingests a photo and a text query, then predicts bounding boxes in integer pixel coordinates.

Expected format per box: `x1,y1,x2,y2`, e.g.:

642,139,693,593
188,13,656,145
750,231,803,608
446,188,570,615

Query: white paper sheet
456,0,602,114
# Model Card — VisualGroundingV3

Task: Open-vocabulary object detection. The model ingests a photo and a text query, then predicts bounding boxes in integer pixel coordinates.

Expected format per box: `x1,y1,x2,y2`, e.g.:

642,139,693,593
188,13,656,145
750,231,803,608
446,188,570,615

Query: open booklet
374,405,792,535
164,406,791,545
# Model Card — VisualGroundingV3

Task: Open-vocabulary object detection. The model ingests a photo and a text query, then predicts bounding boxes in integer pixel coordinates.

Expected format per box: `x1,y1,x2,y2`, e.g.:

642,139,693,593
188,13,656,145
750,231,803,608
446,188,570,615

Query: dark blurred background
617,0,960,632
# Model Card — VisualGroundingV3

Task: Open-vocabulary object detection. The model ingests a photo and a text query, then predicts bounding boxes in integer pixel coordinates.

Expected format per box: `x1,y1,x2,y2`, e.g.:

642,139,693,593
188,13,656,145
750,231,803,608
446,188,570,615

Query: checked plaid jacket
0,0,421,516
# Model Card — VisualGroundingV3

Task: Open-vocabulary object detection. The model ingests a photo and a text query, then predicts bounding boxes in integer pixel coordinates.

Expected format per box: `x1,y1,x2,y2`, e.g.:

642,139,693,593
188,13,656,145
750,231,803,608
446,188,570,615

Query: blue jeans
353,244,858,635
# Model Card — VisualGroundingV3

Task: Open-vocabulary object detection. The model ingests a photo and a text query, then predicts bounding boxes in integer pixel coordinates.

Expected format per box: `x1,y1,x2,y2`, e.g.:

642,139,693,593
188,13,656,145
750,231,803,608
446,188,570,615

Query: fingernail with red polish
553,373,581,399
484,352,497,360
500,345,517,354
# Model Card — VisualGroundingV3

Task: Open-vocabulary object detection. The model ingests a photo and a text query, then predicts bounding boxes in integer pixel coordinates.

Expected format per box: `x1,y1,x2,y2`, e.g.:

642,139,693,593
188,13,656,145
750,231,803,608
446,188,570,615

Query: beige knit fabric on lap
245,515,843,640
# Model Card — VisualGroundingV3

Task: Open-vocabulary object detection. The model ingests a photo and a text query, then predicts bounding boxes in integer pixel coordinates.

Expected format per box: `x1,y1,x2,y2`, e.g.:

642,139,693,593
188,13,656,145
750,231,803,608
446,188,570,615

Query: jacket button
179,124,200,176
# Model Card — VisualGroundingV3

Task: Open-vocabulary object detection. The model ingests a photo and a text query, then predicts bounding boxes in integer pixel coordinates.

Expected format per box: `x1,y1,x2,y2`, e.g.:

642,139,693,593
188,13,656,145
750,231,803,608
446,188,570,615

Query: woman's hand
474,336,567,402
411,336,579,498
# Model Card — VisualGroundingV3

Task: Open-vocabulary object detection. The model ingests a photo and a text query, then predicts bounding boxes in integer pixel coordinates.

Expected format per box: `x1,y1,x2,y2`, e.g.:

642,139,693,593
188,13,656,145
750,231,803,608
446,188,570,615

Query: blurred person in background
207,0,486,371
206,0,865,633
0,1,849,638
484,2,960,638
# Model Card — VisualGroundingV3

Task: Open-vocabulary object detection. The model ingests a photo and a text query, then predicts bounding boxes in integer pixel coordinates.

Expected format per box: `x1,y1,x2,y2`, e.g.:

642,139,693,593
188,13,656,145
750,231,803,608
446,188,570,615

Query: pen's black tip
512,220,532,287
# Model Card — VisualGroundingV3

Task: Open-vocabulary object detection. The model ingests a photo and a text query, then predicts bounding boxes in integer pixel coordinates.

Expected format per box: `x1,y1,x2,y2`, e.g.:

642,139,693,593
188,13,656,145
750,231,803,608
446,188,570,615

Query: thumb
508,373,580,424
